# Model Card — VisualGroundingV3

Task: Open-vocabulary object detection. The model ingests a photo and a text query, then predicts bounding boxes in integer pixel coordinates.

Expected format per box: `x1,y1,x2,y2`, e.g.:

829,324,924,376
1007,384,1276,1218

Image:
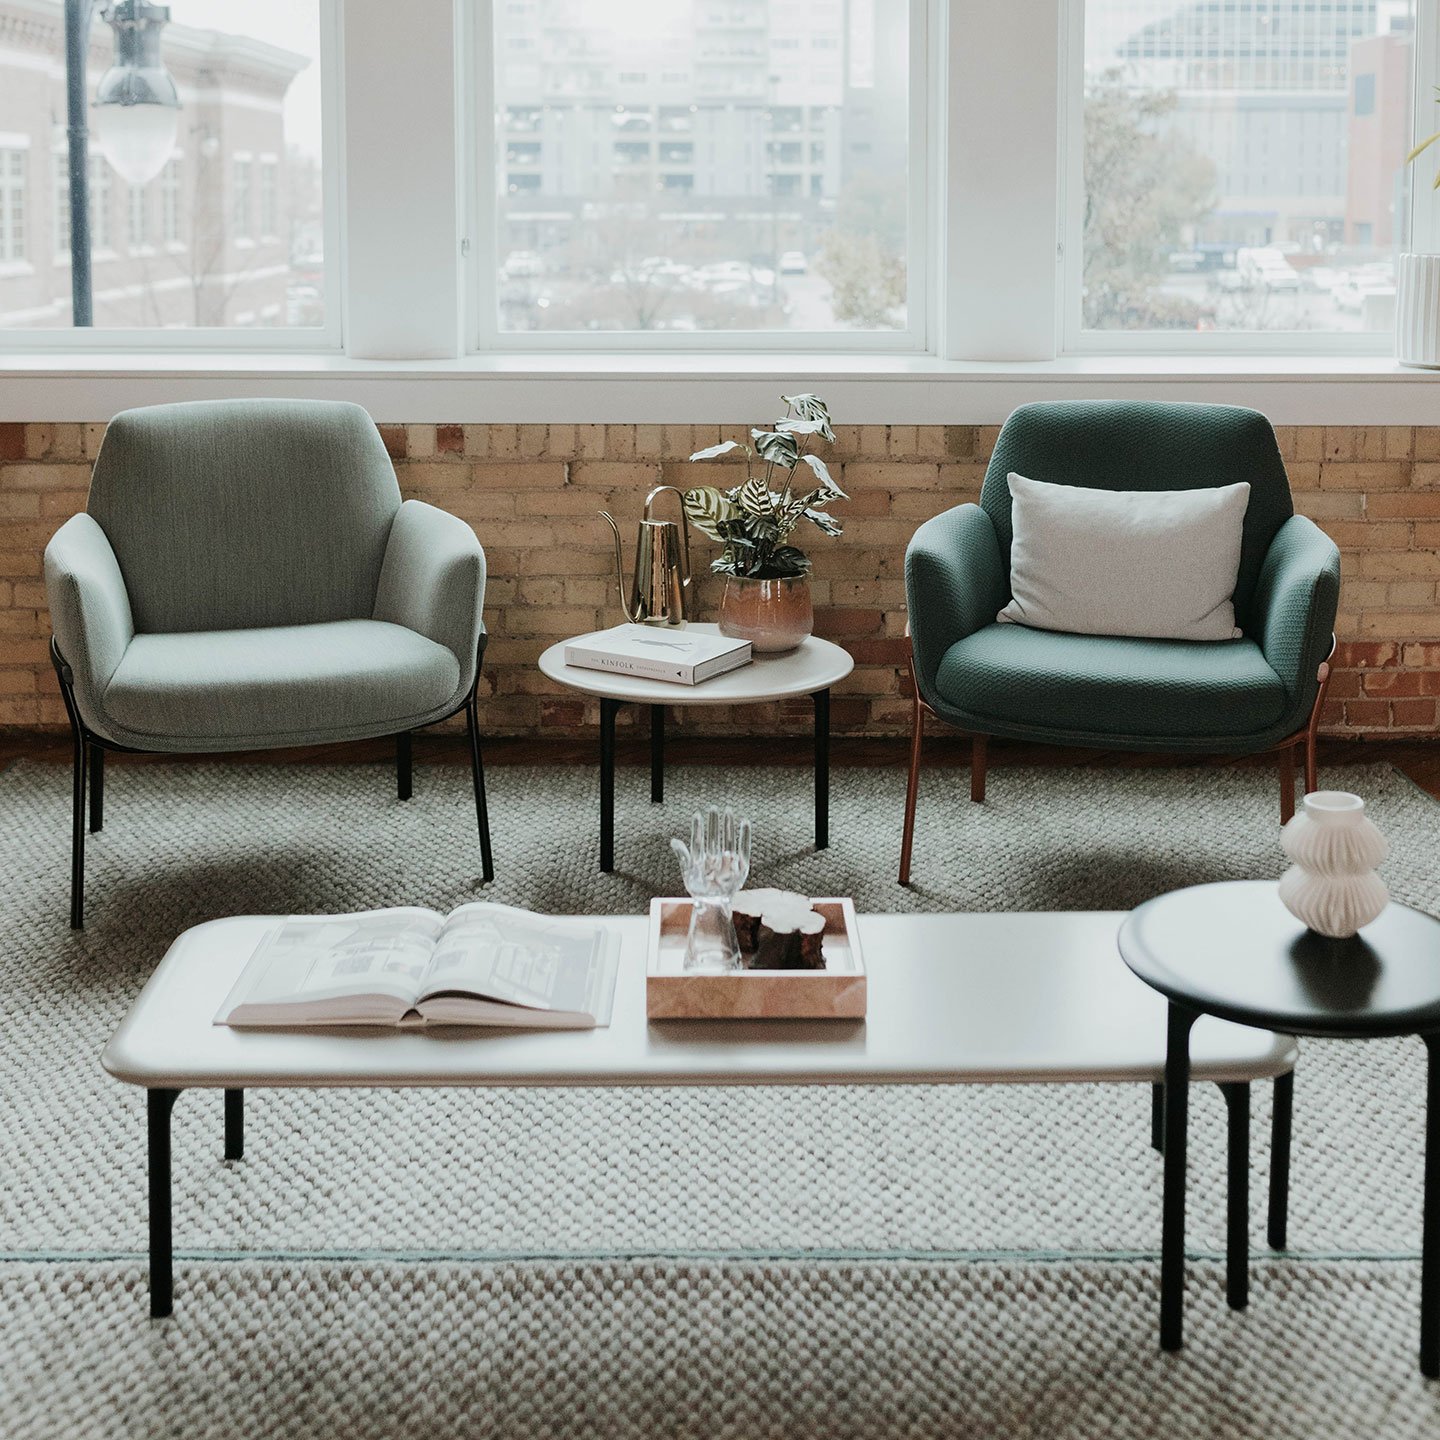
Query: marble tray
645,897,867,1020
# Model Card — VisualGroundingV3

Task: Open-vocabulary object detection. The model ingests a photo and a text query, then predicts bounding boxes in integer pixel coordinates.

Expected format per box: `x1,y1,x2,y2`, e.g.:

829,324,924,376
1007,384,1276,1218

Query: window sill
0,350,1434,424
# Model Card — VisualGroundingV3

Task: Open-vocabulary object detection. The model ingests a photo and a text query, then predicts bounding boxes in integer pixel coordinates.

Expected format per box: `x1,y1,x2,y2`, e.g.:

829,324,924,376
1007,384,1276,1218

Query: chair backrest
980,401,1293,628
88,399,401,634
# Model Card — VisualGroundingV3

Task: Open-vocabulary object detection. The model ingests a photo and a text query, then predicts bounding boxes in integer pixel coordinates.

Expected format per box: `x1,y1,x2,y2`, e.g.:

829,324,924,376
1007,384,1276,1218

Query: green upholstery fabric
935,626,1287,746
102,620,462,753
904,402,1340,755
44,400,487,752
981,401,1293,628
88,399,400,634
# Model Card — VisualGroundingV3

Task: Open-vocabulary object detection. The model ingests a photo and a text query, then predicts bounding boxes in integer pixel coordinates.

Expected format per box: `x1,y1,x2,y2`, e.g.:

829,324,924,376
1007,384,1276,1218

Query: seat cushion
102,619,462,751
934,624,1288,742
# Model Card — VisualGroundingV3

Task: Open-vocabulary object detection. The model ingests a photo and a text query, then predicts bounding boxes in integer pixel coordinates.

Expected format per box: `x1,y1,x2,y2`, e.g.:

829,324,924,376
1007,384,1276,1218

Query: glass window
0,149,26,262
488,0,914,336
0,1,327,331
1081,0,1414,336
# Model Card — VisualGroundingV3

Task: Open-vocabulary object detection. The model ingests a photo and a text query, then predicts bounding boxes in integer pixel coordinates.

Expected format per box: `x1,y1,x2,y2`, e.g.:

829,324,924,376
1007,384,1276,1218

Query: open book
216,904,619,1030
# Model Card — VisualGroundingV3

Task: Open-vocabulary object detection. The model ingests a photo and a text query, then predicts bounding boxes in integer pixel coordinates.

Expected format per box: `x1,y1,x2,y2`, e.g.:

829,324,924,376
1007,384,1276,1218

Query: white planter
1278,791,1389,939
1396,253,1440,369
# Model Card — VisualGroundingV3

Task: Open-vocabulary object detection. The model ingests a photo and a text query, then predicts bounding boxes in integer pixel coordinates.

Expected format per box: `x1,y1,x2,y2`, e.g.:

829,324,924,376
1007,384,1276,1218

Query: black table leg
600,698,620,872
813,687,830,850
396,732,412,802
1268,1070,1293,1250
1151,1081,1165,1153
650,704,664,804
148,1087,179,1319
1422,1034,1439,1378
1221,1081,1250,1311
1161,1004,1197,1350
224,1088,244,1161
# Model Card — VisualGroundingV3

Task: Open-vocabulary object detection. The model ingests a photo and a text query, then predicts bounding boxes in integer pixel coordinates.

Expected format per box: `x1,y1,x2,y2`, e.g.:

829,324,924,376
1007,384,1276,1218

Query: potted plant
1399,87,1440,368
682,393,846,652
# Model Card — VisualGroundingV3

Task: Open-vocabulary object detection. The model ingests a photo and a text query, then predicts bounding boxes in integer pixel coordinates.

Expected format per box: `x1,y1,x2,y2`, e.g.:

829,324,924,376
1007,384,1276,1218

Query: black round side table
1119,879,1440,1376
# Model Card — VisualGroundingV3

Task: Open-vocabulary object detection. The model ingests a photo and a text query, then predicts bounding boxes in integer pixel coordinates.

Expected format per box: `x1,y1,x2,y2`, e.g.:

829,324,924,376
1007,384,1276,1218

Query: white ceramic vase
1396,253,1440,369
1278,791,1389,939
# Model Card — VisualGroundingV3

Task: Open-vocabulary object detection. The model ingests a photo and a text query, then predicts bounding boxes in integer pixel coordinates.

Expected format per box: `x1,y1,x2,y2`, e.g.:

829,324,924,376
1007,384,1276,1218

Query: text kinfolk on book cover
564,625,752,685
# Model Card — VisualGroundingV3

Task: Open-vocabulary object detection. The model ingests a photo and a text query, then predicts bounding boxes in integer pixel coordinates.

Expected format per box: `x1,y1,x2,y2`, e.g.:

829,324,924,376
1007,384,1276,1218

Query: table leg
650,704,664,804
1161,1004,1197,1351
1268,1071,1293,1250
1220,1081,1250,1311
147,1087,179,1319
813,687,831,850
224,1088,244,1162
600,698,620,873
1422,1034,1439,1378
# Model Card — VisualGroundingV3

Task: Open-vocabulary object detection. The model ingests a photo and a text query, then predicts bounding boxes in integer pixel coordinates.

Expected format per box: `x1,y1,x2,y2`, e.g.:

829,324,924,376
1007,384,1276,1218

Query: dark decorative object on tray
733,889,828,970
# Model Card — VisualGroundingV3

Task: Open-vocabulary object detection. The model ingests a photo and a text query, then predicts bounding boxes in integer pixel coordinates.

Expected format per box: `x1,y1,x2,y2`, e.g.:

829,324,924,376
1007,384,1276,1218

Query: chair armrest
374,500,487,684
43,514,135,717
904,502,1008,702
1250,514,1340,699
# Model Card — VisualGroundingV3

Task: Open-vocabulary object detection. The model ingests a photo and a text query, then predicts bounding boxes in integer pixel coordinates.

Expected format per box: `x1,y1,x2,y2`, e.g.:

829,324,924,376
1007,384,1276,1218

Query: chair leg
1278,744,1296,825
465,694,494,884
69,725,87,930
971,733,988,804
396,732,412,802
89,743,104,832
898,694,924,887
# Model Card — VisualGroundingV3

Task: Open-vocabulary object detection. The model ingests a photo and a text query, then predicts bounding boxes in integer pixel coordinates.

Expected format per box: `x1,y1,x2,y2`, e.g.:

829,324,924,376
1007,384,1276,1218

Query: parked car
1236,247,1299,292
778,250,808,274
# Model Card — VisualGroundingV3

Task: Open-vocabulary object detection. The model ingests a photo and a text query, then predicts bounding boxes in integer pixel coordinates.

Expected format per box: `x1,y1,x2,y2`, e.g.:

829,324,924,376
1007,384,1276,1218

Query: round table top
539,624,854,705
1119,880,1440,1039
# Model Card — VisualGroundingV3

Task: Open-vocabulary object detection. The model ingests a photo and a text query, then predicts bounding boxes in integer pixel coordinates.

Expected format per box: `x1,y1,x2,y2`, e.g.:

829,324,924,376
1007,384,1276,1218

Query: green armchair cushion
102,620,463,753
934,626,1288,747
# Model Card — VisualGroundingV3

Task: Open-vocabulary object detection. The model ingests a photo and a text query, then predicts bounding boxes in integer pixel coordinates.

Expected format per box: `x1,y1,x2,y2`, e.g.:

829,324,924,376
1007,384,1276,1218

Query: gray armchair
44,398,492,927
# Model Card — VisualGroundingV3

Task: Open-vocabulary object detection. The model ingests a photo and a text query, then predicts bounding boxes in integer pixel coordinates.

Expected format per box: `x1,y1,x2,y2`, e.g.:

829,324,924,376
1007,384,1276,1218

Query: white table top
102,911,1296,1090
538,624,854,704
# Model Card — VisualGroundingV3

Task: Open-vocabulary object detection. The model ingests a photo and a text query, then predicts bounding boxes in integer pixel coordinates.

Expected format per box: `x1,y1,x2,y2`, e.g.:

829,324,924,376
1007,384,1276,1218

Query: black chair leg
69,726,87,930
396,732,412,802
89,744,105,832
465,695,494,883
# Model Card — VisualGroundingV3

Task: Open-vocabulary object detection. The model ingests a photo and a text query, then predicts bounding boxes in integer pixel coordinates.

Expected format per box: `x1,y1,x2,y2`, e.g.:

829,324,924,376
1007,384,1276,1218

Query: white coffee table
103,910,1297,1322
538,625,854,870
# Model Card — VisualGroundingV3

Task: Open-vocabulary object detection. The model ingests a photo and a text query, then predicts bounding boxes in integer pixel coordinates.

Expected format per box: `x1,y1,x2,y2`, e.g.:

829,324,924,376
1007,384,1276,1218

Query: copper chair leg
899,698,924,887
1304,660,1330,797
1278,745,1296,825
971,734,988,804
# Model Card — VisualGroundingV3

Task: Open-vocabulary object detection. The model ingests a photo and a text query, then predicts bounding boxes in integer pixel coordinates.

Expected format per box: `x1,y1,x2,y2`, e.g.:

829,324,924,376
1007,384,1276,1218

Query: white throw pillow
996,473,1250,642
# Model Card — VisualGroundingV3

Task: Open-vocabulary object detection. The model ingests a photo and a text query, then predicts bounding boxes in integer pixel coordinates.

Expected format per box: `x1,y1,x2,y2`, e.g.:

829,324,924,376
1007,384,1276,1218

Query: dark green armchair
900,401,1340,884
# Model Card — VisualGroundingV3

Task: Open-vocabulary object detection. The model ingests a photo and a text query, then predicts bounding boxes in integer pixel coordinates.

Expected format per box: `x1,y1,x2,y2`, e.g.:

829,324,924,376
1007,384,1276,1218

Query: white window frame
464,0,937,355
0,0,344,352
1058,0,1427,357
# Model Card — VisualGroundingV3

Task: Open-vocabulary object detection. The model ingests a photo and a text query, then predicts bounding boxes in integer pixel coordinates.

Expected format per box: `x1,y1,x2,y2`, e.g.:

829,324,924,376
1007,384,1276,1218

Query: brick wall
1,419,1437,740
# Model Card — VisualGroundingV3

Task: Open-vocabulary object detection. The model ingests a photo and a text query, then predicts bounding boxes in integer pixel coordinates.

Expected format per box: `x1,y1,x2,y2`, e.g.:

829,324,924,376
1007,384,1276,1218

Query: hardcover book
564,624,752,685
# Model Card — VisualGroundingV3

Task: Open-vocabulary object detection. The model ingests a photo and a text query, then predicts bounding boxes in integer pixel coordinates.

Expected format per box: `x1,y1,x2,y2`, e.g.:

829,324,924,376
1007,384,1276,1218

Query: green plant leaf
798,453,845,497
780,392,834,440
681,486,738,541
1407,130,1440,165
737,475,776,518
804,508,843,536
751,429,800,467
689,440,743,462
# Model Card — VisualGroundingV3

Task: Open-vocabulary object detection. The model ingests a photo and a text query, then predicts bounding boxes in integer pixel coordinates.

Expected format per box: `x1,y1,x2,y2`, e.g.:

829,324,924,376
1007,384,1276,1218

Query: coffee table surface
103,911,1295,1090
538,624,853,704
1121,880,1440,1039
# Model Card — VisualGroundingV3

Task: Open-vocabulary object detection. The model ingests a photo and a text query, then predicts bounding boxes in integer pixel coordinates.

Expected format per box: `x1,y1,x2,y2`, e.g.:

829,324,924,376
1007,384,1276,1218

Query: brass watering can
600,485,693,627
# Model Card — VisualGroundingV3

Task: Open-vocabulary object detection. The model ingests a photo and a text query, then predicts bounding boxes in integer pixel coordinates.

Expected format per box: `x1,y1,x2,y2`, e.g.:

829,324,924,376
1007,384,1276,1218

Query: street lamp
64,0,180,325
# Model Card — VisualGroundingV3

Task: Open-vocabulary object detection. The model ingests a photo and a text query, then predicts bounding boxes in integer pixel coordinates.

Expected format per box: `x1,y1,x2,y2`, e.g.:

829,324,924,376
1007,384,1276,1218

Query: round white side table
539,624,854,872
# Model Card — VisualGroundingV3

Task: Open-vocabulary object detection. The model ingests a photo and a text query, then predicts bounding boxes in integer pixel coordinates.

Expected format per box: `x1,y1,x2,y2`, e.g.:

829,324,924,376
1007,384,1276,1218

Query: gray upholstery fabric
374,500,486,698
102,620,463,753
44,400,488,753
88,399,400,634
43,514,135,730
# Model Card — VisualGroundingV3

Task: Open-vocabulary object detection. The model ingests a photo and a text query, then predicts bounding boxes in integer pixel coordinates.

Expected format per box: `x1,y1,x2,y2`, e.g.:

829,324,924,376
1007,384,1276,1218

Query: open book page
216,908,446,1025
417,903,618,1025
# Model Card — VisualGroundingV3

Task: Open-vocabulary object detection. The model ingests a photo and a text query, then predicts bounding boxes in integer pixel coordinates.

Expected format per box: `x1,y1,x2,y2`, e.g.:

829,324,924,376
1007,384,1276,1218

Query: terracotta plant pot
718,574,813,653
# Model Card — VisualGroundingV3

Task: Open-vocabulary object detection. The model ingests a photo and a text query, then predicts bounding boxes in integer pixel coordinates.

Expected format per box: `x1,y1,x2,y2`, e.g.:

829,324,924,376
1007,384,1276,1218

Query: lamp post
63,0,180,326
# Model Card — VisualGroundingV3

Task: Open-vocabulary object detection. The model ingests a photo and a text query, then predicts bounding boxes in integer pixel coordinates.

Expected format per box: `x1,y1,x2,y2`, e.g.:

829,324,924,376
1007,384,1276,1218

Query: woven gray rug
2,757,1439,1438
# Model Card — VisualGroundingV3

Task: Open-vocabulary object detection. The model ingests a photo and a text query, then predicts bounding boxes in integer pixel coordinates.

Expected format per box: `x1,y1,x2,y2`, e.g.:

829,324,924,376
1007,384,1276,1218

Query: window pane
0,1,326,330
491,0,911,335
1082,1,1414,335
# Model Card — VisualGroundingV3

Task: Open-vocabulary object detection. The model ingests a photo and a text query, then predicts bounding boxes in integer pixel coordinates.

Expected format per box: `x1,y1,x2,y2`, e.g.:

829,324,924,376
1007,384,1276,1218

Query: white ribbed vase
1278,791,1389,940
1396,253,1440,369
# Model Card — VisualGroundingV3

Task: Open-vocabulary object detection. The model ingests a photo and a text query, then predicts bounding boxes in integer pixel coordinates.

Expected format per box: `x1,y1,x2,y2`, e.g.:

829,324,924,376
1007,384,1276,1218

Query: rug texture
1,757,1438,1439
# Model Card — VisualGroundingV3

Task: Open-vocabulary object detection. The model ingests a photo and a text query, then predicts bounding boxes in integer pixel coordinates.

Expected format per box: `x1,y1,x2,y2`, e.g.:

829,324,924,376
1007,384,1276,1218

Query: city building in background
1084,0,1415,332
491,0,910,334
0,0,323,329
